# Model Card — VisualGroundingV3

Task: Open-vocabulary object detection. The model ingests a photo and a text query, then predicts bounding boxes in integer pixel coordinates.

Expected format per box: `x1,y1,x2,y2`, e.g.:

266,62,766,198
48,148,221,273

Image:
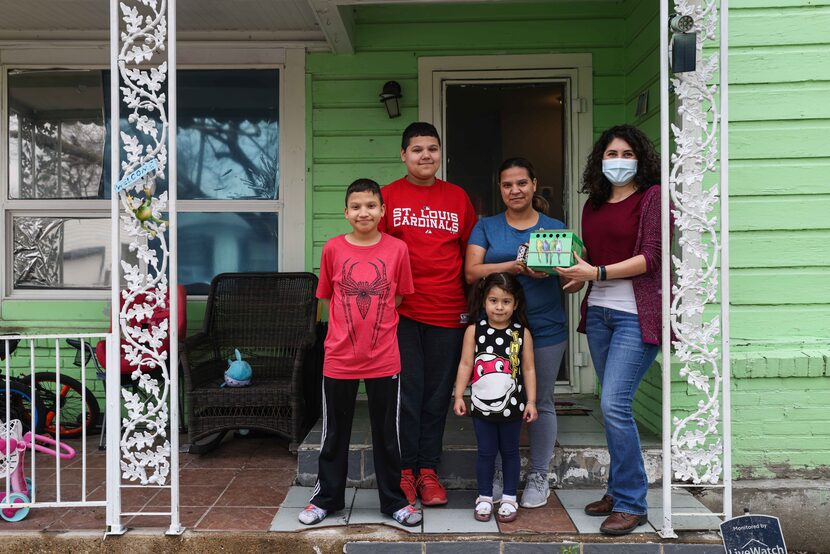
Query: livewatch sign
720,514,787,554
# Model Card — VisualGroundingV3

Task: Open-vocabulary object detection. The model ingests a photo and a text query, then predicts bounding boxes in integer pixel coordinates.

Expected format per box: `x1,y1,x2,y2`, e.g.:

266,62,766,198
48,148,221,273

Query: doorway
418,54,594,393
445,81,570,384
445,82,567,221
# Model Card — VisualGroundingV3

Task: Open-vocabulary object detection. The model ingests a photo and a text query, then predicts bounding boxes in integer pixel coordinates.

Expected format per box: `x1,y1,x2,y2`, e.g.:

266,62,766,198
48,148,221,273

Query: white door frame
418,53,594,394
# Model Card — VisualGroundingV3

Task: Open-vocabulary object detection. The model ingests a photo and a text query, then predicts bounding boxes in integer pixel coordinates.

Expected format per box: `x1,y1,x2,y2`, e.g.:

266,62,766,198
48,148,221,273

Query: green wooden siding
727,1,830,344
634,0,830,475
623,0,660,138
307,1,634,270
720,0,830,475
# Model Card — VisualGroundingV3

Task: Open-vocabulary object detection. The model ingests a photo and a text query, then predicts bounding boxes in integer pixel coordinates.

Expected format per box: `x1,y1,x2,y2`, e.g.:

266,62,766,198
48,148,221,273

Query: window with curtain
5,68,281,295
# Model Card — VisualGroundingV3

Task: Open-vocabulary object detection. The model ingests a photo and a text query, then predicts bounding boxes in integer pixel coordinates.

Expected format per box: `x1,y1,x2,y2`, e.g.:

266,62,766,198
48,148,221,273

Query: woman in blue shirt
465,157,573,509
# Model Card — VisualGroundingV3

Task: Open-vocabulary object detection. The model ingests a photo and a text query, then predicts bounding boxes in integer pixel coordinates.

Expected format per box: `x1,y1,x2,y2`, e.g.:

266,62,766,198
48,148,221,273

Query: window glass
12,217,135,289
8,69,280,200
178,70,280,200
177,212,279,295
6,68,282,293
8,70,106,200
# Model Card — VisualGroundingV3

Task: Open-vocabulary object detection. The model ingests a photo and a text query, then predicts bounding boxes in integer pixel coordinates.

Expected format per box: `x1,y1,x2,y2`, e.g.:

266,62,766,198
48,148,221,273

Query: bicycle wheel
0,380,45,434
33,373,100,438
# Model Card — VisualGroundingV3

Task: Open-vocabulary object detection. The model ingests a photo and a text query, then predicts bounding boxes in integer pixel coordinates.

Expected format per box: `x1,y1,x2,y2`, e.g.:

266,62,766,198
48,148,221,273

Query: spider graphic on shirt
338,258,390,352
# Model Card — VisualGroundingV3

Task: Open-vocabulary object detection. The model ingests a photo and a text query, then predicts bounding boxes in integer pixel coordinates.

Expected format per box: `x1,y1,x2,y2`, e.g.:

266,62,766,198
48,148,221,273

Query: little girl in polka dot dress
453,272,538,523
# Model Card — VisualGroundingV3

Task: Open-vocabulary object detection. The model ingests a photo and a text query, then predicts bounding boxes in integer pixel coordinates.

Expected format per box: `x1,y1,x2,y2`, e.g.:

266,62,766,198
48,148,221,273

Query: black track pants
310,374,409,515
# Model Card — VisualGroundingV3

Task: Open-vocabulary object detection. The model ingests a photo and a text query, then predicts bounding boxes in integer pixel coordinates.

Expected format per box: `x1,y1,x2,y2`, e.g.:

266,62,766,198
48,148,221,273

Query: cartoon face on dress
470,353,516,414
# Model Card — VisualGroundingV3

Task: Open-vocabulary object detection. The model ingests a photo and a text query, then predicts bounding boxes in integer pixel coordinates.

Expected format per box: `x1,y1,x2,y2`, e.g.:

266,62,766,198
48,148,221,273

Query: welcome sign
721,514,787,554
116,159,158,192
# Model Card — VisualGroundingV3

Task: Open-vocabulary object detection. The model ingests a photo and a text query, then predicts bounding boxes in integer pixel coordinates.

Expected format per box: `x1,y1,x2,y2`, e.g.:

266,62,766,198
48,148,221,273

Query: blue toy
223,349,252,387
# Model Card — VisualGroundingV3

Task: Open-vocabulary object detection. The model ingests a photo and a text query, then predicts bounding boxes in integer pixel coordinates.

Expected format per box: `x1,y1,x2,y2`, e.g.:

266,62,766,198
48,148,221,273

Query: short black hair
345,178,383,206
401,122,441,150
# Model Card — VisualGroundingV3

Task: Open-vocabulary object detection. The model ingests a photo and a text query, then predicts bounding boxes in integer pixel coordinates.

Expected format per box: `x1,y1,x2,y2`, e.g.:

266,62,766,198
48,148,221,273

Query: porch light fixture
379,81,402,118
635,90,649,117
669,14,697,74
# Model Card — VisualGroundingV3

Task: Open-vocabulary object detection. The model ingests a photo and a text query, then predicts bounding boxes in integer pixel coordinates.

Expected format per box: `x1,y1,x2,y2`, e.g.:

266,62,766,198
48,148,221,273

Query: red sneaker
400,468,417,505
416,468,448,506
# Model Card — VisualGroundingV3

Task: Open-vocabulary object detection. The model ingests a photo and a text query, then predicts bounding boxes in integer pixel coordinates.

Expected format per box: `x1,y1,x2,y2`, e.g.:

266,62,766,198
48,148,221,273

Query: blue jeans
586,306,659,516
472,418,522,497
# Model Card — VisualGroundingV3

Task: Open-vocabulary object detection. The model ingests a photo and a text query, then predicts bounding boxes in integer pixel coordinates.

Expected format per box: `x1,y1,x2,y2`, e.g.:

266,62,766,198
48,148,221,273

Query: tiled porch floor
1,430,719,535
270,486,720,535
1,433,296,532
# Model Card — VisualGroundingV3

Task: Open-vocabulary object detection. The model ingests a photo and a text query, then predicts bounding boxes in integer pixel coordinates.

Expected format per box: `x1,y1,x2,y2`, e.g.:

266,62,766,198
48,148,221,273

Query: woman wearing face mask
555,124,662,536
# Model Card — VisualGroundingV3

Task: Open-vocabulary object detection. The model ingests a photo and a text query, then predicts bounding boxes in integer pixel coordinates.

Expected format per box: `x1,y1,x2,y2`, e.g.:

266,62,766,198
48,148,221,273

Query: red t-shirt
379,177,477,328
581,191,646,267
317,233,414,379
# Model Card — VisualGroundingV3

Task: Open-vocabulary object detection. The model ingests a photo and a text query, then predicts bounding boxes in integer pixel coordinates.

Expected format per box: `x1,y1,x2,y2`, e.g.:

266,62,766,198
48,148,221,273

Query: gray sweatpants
527,340,567,475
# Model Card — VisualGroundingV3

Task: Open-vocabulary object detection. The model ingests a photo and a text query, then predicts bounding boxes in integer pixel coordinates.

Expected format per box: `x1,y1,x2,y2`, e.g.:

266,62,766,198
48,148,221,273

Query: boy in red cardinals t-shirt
379,122,477,505
299,179,421,527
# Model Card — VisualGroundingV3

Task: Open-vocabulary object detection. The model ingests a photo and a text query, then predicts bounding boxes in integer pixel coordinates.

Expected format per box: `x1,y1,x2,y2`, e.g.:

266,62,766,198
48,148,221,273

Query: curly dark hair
581,124,660,208
467,272,530,329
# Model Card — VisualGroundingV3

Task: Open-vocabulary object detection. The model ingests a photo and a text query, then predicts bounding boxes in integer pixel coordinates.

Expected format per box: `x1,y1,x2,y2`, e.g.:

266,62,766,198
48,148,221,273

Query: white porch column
106,0,180,534
660,0,731,538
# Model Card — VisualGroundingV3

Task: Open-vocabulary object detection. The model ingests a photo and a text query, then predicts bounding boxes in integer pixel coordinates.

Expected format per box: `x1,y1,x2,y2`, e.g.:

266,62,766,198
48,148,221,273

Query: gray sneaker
492,468,503,503
520,472,550,508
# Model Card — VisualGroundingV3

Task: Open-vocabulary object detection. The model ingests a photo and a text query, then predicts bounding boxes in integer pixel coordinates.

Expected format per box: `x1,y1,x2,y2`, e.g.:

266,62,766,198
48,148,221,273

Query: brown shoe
584,494,614,516
599,511,649,535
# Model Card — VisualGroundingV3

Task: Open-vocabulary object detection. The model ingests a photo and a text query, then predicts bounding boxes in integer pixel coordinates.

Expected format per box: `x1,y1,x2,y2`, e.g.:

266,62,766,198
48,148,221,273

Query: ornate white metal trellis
106,0,181,535
660,0,731,538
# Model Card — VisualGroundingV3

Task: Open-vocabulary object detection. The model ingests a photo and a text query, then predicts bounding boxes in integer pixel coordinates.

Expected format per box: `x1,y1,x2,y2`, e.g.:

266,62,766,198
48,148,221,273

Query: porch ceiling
0,0,325,42
0,0,609,49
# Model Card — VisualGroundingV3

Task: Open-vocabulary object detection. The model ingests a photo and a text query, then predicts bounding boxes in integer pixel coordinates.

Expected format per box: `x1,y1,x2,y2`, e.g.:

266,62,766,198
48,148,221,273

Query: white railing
1,334,109,518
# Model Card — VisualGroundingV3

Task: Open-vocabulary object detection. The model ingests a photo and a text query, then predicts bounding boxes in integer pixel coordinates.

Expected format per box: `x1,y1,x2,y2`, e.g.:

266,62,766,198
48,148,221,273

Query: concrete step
297,395,662,489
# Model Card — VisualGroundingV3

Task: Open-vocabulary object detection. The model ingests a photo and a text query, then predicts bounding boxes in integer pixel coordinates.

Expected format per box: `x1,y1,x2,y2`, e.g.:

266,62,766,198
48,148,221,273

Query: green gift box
525,230,584,272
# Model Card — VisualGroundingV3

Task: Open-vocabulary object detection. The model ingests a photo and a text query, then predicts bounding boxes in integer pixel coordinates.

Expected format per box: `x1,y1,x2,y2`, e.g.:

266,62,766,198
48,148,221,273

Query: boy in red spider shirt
300,179,421,527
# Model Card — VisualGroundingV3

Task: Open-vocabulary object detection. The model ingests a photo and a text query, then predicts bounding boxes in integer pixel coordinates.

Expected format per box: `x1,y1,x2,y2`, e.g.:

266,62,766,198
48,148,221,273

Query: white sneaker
392,504,423,527
520,472,550,508
298,504,327,525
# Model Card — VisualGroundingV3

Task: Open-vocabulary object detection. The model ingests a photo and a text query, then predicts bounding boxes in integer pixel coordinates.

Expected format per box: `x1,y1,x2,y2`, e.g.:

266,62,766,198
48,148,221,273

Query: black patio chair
181,272,321,453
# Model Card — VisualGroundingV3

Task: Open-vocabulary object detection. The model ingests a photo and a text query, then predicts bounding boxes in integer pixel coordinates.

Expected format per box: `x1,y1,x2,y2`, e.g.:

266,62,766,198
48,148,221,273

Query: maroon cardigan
577,184,663,345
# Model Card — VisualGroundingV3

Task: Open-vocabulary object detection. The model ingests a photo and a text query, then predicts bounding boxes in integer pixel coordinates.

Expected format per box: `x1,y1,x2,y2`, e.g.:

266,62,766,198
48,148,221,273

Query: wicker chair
182,272,320,452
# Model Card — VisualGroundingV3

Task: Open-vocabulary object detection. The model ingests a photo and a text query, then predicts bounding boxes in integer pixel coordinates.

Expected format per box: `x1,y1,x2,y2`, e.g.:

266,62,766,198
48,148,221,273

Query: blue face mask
602,158,638,186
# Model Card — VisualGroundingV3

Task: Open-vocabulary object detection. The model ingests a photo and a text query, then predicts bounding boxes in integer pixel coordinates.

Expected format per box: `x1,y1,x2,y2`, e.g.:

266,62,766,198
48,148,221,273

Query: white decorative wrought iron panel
660,0,731,538
107,0,181,535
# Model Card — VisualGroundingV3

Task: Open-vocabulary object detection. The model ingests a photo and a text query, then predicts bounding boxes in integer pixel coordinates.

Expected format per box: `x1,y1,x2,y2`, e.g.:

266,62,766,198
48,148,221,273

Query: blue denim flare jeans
586,306,659,516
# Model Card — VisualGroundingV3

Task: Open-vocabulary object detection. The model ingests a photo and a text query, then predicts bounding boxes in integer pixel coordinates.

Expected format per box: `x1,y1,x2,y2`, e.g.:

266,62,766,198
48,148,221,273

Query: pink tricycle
0,419,76,522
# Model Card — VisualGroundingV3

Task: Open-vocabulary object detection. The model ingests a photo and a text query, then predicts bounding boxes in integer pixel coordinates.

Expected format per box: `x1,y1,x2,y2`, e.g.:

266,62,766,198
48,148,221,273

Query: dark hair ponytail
467,272,530,329
531,194,549,214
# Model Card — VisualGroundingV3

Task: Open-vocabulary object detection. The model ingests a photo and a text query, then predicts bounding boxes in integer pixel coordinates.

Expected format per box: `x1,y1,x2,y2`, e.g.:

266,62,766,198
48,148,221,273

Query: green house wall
1,0,828,478
306,1,636,267
633,0,830,477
